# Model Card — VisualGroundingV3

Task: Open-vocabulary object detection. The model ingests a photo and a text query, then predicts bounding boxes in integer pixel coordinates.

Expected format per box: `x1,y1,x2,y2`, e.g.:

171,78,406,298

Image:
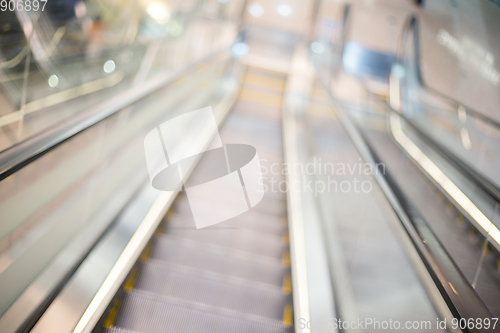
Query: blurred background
0,0,500,332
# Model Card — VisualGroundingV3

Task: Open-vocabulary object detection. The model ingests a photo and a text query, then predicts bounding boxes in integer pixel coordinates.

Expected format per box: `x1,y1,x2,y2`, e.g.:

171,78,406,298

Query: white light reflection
311,42,324,54
390,113,500,246
103,60,116,73
48,74,59,87
437,29,499,86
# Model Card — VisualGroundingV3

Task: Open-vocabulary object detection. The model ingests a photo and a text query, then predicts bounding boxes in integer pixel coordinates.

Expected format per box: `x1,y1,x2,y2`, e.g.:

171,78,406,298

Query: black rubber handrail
332,5,495,331
398,109,500,203
316,73,494,333
0,50,225,182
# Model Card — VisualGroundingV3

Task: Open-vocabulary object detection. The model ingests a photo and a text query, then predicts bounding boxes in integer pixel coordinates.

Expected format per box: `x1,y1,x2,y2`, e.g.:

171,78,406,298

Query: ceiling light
147,2,170,24
248,3,264,17
277,4,292,17
232,42,249,57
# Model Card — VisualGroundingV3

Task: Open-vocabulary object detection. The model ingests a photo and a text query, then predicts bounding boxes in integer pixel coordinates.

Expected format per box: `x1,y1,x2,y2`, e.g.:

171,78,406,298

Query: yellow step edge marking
124,268,139,292
238,87,283,108
281,233,289,245
154,223,165,238
306,104,337,119
72,192,173,333
282,274,292,295
140,243,153,263
104,298,122,329
166,210,175,220
481,241,489,255
456,214,464,226
282,250,291,268
242,72,286,91
497,257,500,274
245,65,287,77
283,303,293,328
376,93,388,100
445,202,454,214
468,228,476,238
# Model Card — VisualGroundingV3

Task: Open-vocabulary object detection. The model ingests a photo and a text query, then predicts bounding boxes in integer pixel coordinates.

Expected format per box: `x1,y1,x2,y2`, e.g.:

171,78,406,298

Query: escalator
3,1,500,332
352,107,500,317
309,2,500,328
0,46,490,333
23,44,464,333
95,66,294,333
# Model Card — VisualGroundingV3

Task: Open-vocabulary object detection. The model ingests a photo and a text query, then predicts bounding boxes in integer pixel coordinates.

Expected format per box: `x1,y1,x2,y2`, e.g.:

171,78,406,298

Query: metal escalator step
167,209,285,236
151,236,285,286
134,260,288,320
105,327,139,333
243,197,285,216
173,194,285,218
112,289,291,333
162,228,284,259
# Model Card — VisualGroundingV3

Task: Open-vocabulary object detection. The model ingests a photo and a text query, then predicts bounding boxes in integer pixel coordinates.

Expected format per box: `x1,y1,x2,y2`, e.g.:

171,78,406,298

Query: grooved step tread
112,289,292,333
151,235,285,286
173,194,285,220
161,228,284,259
100,68,291,333
167,207,285,236
134,260,289,320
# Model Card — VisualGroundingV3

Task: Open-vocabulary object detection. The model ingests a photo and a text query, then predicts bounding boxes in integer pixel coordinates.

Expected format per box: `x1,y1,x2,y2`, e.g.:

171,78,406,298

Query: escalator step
173,194,285,219
167,207,285,236
133,260,289,320
161,228,284,259
111,289,291,333
151,236,285,286
98,67,291,333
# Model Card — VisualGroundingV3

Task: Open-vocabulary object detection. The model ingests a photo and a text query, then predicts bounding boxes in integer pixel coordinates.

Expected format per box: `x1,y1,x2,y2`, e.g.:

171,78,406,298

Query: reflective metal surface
30,58,240,333
2,1,500,333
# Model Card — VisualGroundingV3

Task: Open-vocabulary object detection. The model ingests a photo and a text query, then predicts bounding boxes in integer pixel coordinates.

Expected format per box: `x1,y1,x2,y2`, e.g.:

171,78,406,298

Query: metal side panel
29,66,241,333
31,184,171,333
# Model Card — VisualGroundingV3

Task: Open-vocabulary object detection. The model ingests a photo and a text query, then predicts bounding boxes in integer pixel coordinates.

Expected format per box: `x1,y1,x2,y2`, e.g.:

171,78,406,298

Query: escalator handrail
334,6,495,329
395,14,500,203
397,15,500,130
0,50,226,183
315,68,494,333
391,101,500,205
